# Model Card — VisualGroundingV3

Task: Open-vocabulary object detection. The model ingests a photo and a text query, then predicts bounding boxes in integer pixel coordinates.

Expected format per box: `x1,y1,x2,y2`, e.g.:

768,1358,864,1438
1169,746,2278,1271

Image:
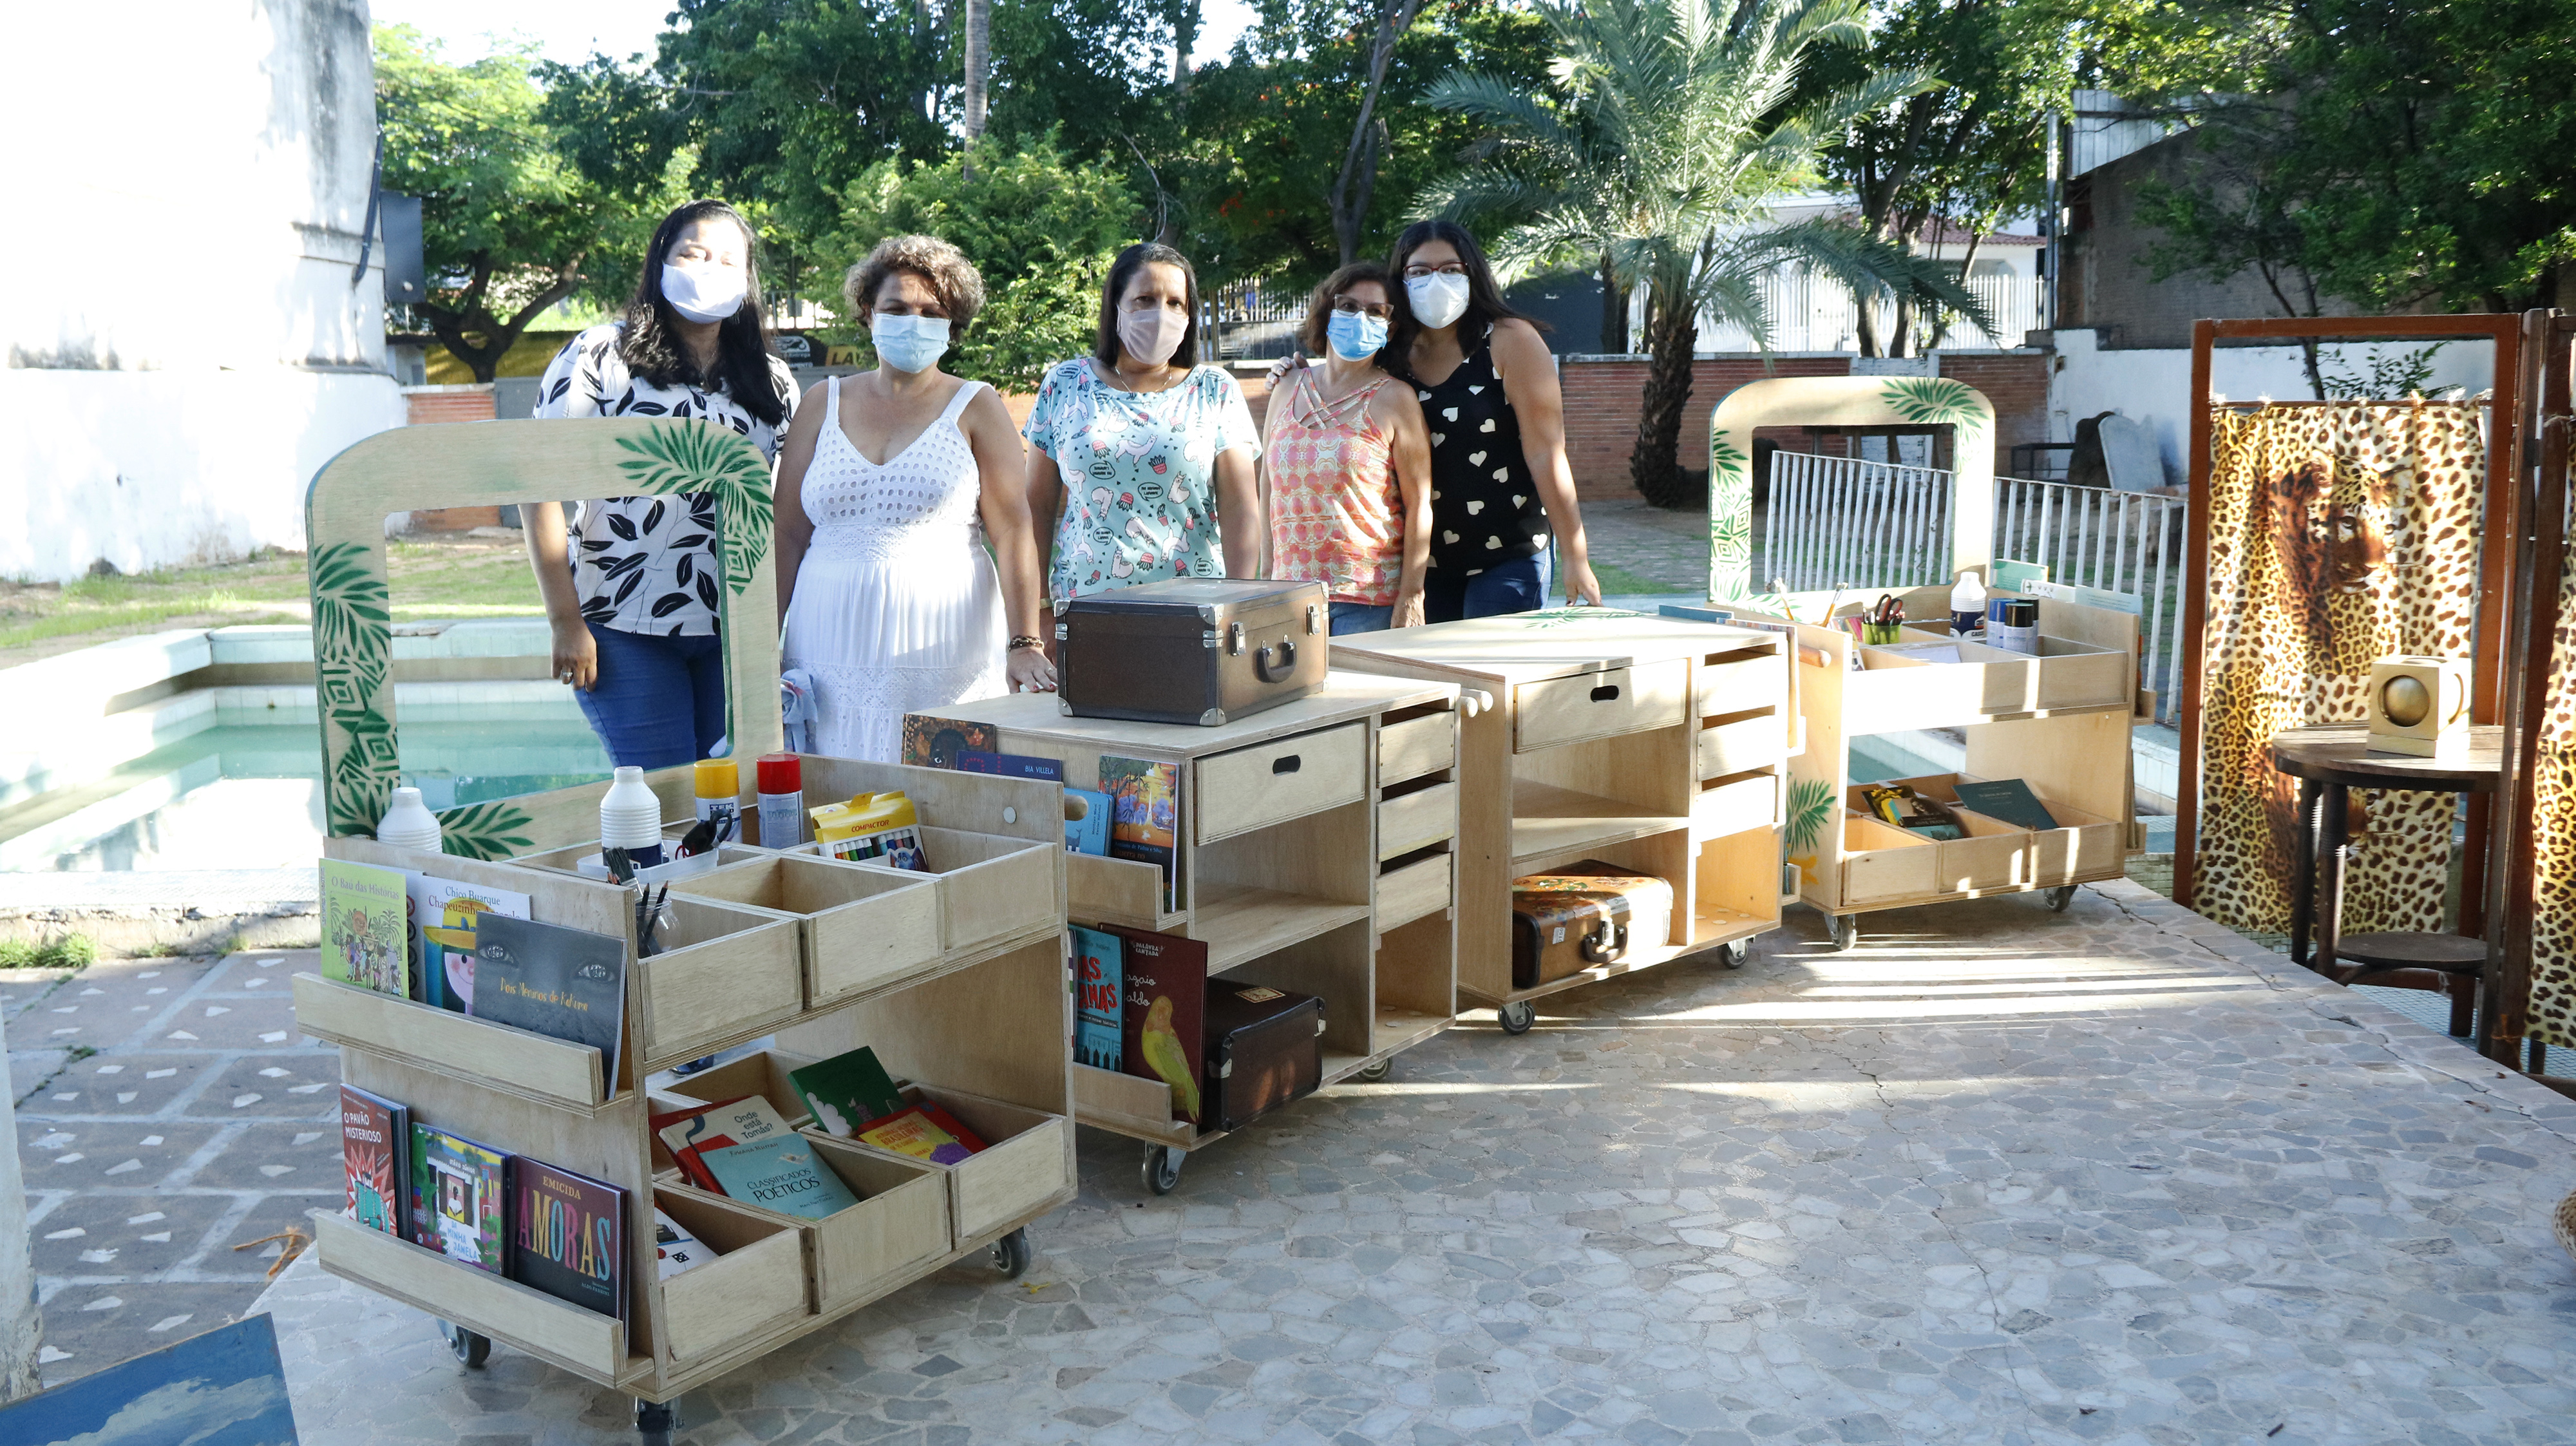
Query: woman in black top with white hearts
1385,220,1600,619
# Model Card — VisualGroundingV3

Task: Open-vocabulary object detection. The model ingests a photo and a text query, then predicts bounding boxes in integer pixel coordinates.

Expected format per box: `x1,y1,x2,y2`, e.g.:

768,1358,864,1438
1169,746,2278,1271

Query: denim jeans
1328,602,1394,635
1423,555,1544,623
575,623,728,770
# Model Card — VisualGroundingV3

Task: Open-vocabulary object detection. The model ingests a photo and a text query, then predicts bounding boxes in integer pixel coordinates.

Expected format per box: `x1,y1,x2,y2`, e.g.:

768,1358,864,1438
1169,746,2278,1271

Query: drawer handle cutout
1271,754,1302,775
1589,683,1621,703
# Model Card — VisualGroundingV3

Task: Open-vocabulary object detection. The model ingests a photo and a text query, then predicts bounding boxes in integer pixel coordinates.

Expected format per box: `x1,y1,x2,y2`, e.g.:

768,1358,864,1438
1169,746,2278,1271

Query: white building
1,0,406,582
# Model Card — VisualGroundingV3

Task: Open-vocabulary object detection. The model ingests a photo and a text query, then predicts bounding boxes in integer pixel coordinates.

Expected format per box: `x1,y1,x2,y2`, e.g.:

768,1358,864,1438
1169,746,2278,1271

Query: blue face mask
871,313,951,373
1326,310,1388,361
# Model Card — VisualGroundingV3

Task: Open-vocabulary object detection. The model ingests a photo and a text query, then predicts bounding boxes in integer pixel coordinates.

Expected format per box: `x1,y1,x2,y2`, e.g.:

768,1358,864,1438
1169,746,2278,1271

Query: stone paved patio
253,879,2576,1445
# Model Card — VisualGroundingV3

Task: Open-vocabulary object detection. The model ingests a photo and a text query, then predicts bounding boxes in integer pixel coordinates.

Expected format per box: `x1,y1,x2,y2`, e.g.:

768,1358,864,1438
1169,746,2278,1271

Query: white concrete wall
3,0,405,581
2047,328,2499,487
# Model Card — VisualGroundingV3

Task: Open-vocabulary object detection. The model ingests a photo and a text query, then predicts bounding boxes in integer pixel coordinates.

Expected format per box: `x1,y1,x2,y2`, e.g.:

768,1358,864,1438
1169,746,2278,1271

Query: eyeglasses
1331,297,1395,319
1402,263,1468,280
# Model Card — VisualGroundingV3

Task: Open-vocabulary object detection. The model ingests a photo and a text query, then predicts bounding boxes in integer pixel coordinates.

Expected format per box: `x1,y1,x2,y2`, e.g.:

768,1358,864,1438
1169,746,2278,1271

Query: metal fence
1761,452,2189,724
1202,283,1305,361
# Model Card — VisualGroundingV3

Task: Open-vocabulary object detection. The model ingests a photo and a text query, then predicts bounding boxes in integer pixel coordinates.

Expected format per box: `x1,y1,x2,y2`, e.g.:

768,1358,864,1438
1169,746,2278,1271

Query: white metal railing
1690,268,2043,354
1760,452,2189,723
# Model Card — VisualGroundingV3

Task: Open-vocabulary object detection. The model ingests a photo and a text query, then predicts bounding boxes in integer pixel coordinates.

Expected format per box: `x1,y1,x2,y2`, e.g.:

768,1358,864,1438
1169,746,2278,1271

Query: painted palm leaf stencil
1878,377,1989,436
433,801,539,862
310,541,395,836
1785,777,1837,856
615,424,776,599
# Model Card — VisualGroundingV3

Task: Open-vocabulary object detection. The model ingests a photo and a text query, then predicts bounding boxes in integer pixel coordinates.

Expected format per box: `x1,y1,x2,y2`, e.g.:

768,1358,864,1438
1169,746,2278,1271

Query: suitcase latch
1202,629,1220,649
1217,1060,1233,1078
1227,622,1245,655
1307,604,1321,635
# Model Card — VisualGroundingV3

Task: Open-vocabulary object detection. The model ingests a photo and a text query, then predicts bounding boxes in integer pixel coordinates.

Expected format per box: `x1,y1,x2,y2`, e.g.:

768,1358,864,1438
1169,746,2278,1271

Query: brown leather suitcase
1057,578,1328,726
1510,862,1675,989
1202,982,1324,1132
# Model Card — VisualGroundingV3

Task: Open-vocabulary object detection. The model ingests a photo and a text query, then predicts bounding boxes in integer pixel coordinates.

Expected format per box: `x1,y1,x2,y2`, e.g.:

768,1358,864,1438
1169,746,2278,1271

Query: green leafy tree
831,137,1146,388
1421,0,1992,503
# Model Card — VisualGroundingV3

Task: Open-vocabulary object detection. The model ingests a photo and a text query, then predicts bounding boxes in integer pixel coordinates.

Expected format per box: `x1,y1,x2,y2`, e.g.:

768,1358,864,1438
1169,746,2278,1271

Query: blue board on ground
0,1313,298,1445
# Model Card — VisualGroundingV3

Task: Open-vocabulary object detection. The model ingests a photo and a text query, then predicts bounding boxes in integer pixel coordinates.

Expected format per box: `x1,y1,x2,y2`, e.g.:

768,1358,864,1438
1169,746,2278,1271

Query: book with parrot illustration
1071,926,1124,1070
900,714,998,770
321,857,410,999
787,1047,906,1138
1107,926,1206,1126
1099,756,1181,912
854,1102,989,1165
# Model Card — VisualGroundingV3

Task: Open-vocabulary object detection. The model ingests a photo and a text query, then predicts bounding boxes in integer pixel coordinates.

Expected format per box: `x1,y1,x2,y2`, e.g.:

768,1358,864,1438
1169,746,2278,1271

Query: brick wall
1561,356,1854,501
404,386,495,426
1933,352,2050,477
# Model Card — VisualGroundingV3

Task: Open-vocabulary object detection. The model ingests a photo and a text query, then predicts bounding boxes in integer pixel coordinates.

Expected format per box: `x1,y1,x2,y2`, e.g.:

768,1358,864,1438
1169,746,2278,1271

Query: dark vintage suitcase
1057,578,1329,726
1510,861,1676,989
1202,982,1325,1132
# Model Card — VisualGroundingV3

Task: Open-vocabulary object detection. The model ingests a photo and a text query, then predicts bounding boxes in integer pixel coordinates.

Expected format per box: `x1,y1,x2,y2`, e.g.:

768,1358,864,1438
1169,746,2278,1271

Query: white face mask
870,313,951,374
1406,271,1472,330
1118,303,1190,366
662,262,748,325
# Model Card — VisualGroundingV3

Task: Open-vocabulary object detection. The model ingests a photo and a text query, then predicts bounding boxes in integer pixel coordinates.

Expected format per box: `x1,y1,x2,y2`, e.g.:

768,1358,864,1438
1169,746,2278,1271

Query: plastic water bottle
600,765,665,868
1949,569,1986,638
376,786,443,853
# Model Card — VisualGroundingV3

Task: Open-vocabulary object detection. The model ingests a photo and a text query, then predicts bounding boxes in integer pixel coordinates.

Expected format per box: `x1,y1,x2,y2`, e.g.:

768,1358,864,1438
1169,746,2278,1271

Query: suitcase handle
1256,638,1298,682
1271,754,1301,775
1579,919,1628,964
1589,683,1622,703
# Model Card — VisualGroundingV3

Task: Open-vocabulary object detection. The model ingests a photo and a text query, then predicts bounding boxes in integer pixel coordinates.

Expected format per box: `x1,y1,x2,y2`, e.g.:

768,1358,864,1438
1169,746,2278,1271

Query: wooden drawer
1837,814,1938,906
1515,661,1688,752
794,1137,952,1309
1696,650,1785,716
1692,772,1778,837
1696,714,1784,778
1378,712,1455,784
312,1209,627,1378
858,1085,1075,1242
652,1188,813,1363
1194,723,1367,844
636,898,804,1070
1375,852,1452,931
672,854,942,1007
1377,781,1457,861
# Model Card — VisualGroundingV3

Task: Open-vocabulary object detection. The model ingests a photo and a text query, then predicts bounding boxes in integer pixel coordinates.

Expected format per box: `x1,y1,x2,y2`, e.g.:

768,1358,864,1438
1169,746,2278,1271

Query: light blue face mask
871,313,951,373
1326,309,1388,361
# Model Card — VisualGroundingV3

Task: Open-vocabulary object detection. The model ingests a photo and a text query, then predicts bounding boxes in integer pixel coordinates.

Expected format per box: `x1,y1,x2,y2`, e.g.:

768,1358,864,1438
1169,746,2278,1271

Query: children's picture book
469,914,628,1090
1107,926,1208,1126
1062,786,1112,856
339,1083,410,1240
700,1135,862,1220
788,1047,906,1138
412,876,531,1014
509,1157,625,1320
855,1101,988,1165
957,749,1064,781
321,857,410,998
655,1095,792,1192
410,1122,509,1273
1099,756,1180,911
1071,926,1124,1070
900,714,997,769
1951,777,2063,834
654,1207,714,1280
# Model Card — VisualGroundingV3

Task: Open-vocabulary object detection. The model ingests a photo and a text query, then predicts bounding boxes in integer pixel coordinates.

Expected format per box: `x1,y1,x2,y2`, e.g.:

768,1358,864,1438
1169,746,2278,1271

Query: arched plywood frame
1705,374,1996,600
305,419,781,855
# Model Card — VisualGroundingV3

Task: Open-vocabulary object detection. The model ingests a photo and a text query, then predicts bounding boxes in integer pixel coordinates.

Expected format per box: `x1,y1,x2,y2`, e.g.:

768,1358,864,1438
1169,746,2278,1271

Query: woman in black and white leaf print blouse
524,198,798,770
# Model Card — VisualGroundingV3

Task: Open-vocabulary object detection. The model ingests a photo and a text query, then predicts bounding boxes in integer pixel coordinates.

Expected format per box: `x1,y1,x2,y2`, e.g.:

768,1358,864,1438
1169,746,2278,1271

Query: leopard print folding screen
2521,552,2576,1047
2188,401,2486,937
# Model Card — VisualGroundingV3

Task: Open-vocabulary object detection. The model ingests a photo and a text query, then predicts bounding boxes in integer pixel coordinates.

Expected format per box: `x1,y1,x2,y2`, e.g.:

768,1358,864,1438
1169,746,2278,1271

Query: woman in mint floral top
1023,243,1262,603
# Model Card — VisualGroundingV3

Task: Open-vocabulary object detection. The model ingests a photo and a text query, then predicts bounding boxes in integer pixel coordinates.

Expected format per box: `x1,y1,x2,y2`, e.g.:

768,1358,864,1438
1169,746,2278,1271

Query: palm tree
1420,0,1995,505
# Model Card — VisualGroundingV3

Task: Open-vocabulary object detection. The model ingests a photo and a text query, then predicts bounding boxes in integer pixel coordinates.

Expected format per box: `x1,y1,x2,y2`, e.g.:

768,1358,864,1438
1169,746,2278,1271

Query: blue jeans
576,623,727,770
1329,602,1393,635
1424,555,1544,623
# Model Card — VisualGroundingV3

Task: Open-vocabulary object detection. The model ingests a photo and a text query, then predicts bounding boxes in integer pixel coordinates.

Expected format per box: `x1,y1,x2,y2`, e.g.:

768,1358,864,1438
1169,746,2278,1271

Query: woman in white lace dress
774,236,1055,762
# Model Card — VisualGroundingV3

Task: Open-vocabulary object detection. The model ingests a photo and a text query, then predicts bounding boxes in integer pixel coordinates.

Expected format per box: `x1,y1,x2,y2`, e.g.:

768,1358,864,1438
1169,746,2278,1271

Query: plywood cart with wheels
961,672,1464,1195
1332,611,1794,1034
1749,588,2143,951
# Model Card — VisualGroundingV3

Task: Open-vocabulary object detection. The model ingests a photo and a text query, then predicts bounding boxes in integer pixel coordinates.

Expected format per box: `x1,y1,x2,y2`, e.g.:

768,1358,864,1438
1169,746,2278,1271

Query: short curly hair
842,234,986,336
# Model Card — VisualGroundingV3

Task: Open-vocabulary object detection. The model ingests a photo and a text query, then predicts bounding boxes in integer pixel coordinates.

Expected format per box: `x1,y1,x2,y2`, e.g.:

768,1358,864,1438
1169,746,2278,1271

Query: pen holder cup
1861,623,1904,645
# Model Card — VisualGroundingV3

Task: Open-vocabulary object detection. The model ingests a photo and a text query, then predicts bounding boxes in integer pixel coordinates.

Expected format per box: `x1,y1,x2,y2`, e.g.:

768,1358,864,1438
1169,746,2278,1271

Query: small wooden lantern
2366,656,2470,756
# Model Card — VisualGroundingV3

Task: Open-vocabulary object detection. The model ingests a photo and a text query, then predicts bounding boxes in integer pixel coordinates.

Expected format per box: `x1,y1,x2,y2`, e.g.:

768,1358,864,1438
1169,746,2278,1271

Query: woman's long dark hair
1383,220,1545,371
1094,242,1200,367
617,198,788,427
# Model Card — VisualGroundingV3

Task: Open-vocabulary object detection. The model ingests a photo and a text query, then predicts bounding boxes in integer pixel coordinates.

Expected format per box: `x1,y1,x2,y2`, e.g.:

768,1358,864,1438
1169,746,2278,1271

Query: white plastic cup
377,786,443,852
600,765,665,850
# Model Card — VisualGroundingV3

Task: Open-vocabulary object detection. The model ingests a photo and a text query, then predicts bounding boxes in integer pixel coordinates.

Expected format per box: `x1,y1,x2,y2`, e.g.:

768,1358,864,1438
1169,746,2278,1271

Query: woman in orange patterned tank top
1261,262,1433,634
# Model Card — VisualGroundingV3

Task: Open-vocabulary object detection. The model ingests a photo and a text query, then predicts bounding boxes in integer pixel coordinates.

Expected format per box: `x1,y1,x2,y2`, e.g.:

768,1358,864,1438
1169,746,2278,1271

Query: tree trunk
1171,0,1198,91
1326,0,1423,265
423,256,585,384
1598,251,1629,354
1629,288,1700,507
961,0,990,176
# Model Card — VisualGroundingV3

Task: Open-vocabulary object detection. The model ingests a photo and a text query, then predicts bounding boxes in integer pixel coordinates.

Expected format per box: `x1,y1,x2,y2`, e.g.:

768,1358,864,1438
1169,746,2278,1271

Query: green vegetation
0,935,99,969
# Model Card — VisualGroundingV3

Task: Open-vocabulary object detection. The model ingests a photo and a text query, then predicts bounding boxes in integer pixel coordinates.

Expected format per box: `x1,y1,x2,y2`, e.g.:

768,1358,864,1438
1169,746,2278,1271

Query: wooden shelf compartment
1066,850,1182,934
1186,801,1374,971
1692,819,1785,947
1375,845,1454,934
1823,770,2125,910
1692,770,1781,841
634,896,805,1072
1511,781,1690,871
294,972,620,1113
650,1049,816,1155
1189,884,1374,971
899,826,1059,955
312,1210,641,1382
650,1186,815,1365
1073,1062,1196,1148
670,854,940,1010
840,1083,1074,1242
1373,909,1454,1057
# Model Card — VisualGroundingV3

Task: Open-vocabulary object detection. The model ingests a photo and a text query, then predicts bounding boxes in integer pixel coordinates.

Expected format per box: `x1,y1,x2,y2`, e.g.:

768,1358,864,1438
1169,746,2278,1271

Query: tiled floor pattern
8,949,341,1382
252,880,2576,1445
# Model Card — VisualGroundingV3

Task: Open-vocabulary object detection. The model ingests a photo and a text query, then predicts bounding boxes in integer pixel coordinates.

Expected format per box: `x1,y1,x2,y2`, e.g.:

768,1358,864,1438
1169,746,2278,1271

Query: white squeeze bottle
1949,569,1986,637
376,786,443,853
601,765,666,867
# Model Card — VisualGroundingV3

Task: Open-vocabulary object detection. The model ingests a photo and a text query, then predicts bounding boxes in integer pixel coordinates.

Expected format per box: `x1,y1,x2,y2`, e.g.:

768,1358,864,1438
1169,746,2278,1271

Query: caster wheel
1716,938,1749,969
1830,914,1860,952
636,1398,679,1446
1142,1143,1184,1195
1354,1058,1393,1083
991,1226,1031,1279
2044,884,2078,913
440,1320,490,1368
1497,1000,1536,1035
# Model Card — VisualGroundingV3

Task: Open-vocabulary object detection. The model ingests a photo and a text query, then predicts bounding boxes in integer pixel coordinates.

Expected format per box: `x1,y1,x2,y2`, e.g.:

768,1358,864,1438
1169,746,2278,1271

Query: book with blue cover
1063,788,1112,856
699,1135,861,1220
1071,926,1124,1070
957,749,1065,781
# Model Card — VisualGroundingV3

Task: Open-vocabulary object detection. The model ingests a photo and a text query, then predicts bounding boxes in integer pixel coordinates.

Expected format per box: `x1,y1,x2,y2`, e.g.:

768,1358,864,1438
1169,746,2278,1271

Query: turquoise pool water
0,705,611,872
